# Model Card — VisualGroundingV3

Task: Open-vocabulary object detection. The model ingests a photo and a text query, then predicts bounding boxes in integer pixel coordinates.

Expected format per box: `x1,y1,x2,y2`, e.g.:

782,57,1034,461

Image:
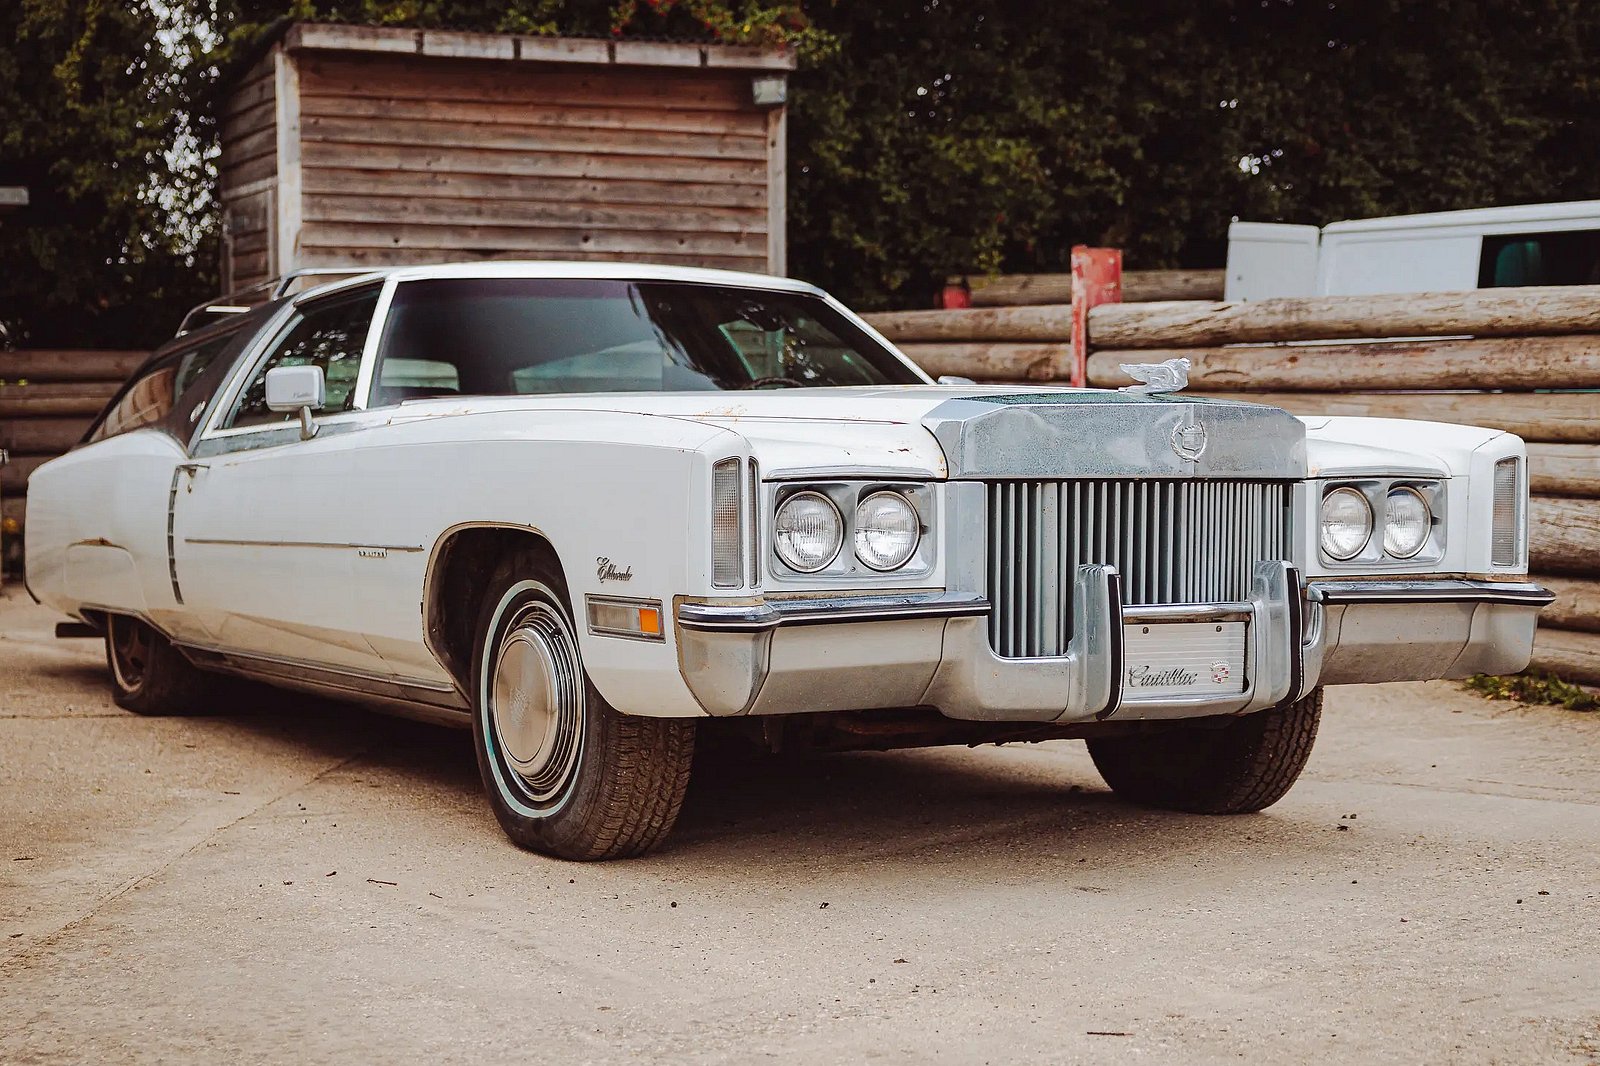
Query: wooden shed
218,23,795,293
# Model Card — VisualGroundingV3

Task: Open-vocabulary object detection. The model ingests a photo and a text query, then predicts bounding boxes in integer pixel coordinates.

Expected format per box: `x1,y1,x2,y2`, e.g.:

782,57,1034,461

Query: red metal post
1069,247,1122,387
940,274,971,309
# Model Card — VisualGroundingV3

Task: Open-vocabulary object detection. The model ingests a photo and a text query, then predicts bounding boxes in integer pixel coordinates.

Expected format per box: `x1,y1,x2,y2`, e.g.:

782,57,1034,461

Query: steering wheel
735,376,807,390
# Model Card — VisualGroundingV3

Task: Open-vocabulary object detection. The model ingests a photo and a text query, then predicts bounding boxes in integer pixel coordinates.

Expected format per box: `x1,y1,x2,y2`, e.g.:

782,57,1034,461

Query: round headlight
854,491,921,571
1383,487,1431,559
773,492,843,573
1320,487,1373,561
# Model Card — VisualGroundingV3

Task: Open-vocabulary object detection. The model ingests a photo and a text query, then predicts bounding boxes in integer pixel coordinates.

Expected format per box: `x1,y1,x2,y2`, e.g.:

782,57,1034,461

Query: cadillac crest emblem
1171,421,1208,462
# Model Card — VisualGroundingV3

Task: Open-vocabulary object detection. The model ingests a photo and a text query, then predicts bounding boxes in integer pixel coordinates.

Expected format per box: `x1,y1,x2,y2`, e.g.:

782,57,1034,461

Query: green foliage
0,0,217,348
789,0,1600,307
5,0,1600,342
1462,671,1600,712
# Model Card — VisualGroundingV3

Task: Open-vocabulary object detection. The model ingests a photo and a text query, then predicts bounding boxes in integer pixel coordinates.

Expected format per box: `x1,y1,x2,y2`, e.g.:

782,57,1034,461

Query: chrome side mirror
936,374,976,386
264,365,326,440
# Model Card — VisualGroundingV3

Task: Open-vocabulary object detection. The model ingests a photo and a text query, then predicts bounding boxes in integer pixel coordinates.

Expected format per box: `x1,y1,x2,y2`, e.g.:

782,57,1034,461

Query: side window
224,289,379,430
1479,229,1600,288
88,333,235,443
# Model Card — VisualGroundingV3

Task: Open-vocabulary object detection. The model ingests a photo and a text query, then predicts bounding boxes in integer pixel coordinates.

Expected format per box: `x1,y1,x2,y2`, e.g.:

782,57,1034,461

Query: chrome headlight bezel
766,481,936,585
1320,486,1373,561
853,490,922,571
1382,486,1432,559
1318,478,1445,568
772,490,845,574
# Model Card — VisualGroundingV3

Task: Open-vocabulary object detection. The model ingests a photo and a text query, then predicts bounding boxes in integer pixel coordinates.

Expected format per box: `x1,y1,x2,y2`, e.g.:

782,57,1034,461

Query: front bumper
674,570,1553,723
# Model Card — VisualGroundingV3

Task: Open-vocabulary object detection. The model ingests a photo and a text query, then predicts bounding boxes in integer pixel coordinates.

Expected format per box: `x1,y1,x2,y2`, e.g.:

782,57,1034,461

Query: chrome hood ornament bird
1118,356,1191,395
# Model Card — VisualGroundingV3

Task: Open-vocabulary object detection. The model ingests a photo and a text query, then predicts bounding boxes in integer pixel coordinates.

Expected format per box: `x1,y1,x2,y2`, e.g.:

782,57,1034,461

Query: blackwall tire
1087,688,1323,814
470,550,695,861
105,615,214,716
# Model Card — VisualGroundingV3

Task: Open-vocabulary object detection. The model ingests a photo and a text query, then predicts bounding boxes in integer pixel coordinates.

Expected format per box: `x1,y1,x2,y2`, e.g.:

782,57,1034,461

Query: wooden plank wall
289,53,773,274
1,352,147,574
218,52,279,291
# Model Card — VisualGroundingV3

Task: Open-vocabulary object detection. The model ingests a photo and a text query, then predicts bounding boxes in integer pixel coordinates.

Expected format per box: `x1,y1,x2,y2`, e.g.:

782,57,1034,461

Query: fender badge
1171,422,1208,462
597,557,634,583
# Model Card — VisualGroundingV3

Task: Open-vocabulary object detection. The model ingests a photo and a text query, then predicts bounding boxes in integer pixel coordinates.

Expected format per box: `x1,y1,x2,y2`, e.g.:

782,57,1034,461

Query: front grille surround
986,478,1294,658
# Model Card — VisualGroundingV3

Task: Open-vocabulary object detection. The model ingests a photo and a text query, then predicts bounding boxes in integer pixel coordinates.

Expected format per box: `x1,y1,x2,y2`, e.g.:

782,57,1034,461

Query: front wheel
1087,688,1323,814
470,551,695,860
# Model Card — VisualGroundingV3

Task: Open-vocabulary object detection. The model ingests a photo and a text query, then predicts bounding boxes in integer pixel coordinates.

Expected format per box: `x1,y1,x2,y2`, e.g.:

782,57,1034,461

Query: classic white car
25,262,1551,860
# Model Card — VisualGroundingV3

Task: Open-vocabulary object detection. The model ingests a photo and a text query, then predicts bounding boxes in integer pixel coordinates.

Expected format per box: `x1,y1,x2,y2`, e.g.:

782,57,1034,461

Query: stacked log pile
871,281,1600,685
0,351,145,571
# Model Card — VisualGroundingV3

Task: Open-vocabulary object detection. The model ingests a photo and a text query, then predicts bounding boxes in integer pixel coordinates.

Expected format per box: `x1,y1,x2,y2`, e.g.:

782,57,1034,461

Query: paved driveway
3,586,1598,1064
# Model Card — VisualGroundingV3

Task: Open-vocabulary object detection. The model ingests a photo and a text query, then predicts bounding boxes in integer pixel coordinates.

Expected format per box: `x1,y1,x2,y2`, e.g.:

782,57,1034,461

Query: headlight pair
773,490,921,573
1320,484,1433,562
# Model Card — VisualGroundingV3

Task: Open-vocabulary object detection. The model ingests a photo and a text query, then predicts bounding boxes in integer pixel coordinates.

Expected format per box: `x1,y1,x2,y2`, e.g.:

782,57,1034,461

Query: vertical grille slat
984,478,1294,658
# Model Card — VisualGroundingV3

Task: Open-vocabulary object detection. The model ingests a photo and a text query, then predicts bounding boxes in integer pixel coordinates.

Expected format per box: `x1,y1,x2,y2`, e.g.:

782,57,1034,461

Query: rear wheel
470,549,695,860
105,615,213,715
1087,688,1323,814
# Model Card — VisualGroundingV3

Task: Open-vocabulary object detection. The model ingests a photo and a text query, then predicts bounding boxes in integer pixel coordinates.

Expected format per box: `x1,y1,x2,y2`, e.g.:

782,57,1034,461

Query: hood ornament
1118,357,1191,395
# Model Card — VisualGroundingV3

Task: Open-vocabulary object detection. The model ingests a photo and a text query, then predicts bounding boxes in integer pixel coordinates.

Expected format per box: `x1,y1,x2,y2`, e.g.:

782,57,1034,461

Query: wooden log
968,269,1224,307
1527,628,1600,686
0,417,94,455
1090,285,1600,349
1195,391,1600,444
1088,334,1600,392
0,350,146,384
864,305,1070,344
1528,444,1600,498
0,382,119,418
1529,497,1600,576
0,454,51,494
1,495,23,531
1537,576,1600,634
895,342,1072,382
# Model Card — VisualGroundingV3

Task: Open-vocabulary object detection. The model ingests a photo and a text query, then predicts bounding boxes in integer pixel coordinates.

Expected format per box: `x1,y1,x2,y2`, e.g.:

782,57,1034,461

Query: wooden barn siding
291,53,771,272
219,52,279,291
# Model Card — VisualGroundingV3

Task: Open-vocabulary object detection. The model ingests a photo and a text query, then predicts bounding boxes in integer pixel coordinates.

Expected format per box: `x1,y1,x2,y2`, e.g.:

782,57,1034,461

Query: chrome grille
986,479,1293,658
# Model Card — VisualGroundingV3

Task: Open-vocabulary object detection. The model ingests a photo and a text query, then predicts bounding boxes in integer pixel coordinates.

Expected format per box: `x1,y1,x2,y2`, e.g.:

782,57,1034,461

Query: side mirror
264,364,326,440
936,374,976,386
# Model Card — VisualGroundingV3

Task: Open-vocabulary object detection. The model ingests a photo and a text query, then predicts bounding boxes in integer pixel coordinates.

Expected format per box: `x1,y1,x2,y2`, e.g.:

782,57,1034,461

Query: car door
170,284,396,676
37,329,243,645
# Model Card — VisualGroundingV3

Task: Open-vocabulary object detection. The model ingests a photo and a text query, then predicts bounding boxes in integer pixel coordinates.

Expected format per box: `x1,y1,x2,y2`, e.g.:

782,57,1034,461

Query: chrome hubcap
489,602,583,805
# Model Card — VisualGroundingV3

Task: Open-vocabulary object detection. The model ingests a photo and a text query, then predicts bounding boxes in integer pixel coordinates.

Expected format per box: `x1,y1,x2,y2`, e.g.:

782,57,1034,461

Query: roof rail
175,267,383,335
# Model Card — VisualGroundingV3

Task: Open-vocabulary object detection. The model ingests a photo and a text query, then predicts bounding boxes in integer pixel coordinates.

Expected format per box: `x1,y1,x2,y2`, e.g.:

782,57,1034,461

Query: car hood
381,385,1318,480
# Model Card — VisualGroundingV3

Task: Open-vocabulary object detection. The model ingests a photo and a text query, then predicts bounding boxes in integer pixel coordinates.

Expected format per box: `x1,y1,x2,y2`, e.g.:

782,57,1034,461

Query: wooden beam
1530,497,1600,576
275,47,302,278
894,342,1072,382
1528,627,1600,686
864,305,1071,343
968,269,1224,307
1195,391,1600,444
0,453,49,494
1087,334,1600,392
766,105,786,275
1537,575,1600,634
0,416,94,455
1090,285,1600,349
0,382,118,418
283,22,795,70
1529,444,1600,498
0,350,146,383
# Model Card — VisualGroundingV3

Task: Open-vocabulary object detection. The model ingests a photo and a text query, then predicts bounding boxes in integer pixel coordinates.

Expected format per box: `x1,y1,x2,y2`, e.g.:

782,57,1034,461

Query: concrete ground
3,585,1599,1065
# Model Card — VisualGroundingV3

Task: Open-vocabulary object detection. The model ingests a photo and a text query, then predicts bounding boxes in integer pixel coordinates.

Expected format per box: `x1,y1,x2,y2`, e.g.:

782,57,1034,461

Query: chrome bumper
674,571,1552,723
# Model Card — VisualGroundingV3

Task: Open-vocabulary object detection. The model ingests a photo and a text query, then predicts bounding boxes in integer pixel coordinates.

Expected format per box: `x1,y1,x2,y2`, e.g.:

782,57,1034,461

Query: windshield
369,278,924,403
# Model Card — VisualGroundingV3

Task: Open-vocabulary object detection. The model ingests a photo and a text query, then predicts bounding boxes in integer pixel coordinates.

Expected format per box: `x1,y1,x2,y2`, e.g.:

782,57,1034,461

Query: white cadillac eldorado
24,262,1552,860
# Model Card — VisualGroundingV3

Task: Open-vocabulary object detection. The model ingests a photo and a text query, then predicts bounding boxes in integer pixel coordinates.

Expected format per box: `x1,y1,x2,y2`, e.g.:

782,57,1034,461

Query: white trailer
1225,200,1600,301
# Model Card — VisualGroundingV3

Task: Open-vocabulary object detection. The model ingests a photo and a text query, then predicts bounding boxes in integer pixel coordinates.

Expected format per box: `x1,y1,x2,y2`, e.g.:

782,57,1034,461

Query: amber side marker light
586,596,666,642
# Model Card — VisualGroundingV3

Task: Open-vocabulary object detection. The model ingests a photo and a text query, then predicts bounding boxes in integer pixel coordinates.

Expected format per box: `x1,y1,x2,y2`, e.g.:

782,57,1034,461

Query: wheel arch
423,522,566,692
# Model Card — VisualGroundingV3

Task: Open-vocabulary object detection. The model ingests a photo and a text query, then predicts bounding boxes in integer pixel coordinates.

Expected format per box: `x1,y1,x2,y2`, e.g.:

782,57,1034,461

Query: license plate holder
1122,621,1247,700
